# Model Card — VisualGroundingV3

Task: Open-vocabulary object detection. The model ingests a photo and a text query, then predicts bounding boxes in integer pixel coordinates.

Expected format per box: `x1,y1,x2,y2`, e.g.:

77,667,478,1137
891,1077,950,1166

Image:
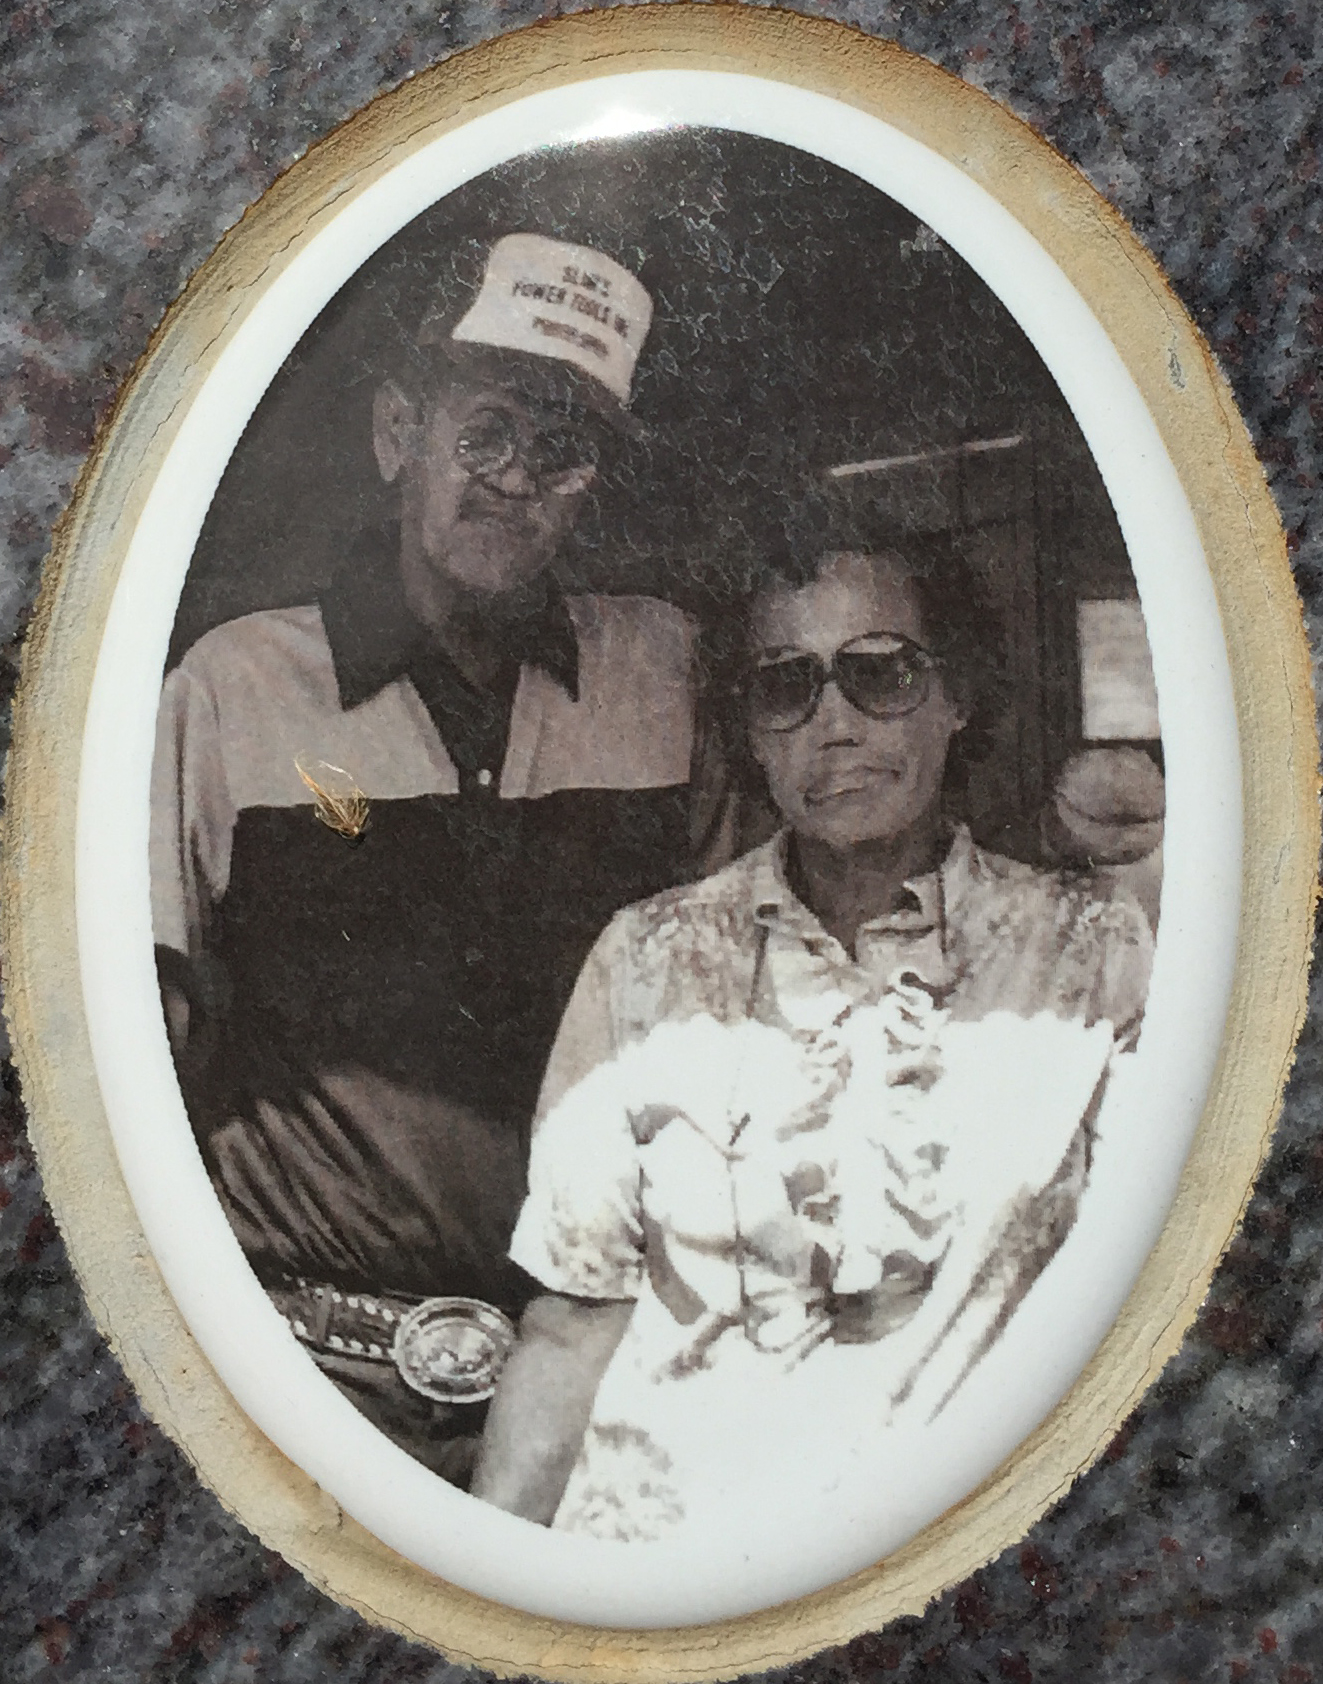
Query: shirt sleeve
149,660,238,961
508,923,646,1302
1089,887,1155,1051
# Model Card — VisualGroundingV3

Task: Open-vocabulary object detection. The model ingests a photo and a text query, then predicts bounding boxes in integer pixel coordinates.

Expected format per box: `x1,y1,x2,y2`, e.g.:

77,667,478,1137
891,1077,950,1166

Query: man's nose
481,457,539,498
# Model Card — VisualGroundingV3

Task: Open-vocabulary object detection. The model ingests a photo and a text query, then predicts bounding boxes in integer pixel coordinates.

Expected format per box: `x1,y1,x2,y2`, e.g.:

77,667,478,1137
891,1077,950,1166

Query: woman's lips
803,765,900,807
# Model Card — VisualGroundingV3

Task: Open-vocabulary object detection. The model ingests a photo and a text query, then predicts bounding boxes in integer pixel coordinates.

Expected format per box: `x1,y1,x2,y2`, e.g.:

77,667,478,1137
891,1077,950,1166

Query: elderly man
150,234,697,1483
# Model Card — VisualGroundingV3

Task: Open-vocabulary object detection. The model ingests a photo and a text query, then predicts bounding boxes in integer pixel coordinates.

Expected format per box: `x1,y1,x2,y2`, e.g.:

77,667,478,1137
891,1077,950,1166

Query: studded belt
268,1277,517,1404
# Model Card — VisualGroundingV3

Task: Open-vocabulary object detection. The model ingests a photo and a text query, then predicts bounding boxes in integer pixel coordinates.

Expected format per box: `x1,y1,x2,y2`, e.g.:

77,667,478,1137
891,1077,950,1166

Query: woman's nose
810,677,866,741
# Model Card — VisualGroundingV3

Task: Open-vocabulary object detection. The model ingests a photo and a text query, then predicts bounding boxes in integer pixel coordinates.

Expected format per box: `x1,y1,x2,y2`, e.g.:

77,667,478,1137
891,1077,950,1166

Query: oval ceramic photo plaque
5,9,1314,1678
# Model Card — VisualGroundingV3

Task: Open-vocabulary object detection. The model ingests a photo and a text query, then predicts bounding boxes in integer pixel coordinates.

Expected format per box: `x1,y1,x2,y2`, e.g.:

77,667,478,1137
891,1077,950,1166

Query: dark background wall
2,4,1319,1682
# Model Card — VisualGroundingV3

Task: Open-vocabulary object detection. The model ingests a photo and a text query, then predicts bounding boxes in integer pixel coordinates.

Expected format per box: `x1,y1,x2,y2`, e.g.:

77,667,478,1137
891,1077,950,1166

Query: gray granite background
1,1,1320,1679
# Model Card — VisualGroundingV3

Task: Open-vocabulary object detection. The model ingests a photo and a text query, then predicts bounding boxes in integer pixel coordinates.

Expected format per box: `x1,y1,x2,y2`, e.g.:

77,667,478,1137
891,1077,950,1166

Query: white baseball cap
419,233,654,426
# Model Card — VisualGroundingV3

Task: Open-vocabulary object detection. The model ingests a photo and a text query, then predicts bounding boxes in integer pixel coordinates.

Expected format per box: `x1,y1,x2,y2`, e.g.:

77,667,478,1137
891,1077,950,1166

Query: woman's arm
471,1292,634,1523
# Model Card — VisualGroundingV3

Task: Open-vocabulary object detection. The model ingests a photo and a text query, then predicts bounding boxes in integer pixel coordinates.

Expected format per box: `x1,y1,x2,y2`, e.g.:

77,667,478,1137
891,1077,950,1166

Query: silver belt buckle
392,1296,516,1403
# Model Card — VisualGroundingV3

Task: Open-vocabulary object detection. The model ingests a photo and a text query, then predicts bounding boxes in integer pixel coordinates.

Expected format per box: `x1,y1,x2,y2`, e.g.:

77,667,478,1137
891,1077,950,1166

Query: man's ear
372,381,418,484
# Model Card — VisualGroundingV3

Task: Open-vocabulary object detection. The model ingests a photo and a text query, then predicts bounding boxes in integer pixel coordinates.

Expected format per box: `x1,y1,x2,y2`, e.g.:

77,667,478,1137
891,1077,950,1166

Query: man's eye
456,411,519,467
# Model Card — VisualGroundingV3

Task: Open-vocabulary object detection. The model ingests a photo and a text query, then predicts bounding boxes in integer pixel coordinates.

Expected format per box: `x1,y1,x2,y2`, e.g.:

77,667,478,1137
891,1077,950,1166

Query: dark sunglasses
744,634,940,733
454,404,599,496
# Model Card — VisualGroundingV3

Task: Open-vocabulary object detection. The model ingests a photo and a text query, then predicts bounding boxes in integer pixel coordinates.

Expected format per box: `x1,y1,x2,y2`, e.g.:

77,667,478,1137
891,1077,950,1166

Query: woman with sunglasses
472,515,1154,1543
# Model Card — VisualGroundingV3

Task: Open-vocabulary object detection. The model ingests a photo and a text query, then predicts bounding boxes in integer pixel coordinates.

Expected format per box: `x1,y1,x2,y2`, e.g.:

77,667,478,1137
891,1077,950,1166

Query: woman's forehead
750,551,925,651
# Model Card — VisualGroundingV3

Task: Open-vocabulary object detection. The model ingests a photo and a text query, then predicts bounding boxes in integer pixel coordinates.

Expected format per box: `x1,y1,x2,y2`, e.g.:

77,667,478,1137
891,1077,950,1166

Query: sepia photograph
10,12,1311,1656
5,0,1322,1668
147,125,1167,1545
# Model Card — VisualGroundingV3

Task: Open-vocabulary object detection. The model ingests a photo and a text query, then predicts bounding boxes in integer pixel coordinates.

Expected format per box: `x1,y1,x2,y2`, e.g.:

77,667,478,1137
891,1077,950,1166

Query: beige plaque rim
4,6,1317,1678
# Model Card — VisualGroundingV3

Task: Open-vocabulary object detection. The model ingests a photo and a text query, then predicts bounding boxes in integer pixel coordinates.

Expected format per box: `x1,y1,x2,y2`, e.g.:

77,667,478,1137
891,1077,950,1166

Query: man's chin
446,547,556,604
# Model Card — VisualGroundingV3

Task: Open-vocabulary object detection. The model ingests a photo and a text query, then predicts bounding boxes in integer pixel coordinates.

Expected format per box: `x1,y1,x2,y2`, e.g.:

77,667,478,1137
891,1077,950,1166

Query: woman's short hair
699,495,1009,808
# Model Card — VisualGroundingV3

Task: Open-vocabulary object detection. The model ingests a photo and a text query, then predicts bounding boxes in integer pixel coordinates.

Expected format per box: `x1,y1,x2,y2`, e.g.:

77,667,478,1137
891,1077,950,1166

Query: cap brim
418,340,646,439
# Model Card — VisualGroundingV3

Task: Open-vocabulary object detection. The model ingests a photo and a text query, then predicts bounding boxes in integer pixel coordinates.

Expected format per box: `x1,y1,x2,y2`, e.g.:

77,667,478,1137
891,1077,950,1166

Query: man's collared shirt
318,528,583,790
150,550,696,1307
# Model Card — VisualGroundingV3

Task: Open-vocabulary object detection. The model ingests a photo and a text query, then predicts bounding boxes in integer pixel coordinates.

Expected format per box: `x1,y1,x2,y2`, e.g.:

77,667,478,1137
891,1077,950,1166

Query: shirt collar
750,825,976,942
318,526,581,712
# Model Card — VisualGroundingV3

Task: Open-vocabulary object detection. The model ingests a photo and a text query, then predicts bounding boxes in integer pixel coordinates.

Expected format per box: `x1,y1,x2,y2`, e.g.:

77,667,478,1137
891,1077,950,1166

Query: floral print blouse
510,828,1153,1542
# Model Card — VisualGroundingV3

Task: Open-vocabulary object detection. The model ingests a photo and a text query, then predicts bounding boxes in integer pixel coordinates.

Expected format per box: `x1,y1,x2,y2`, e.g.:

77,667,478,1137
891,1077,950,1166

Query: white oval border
73,69,1241,1629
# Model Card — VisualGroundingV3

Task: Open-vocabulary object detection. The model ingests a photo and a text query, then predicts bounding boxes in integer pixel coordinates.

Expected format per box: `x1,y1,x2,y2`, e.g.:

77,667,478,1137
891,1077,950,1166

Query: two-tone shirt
150,552,697,1311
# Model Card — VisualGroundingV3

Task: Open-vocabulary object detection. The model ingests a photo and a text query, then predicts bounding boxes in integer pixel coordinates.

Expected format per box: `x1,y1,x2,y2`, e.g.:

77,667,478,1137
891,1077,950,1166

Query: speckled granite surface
2,2,1320,1679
